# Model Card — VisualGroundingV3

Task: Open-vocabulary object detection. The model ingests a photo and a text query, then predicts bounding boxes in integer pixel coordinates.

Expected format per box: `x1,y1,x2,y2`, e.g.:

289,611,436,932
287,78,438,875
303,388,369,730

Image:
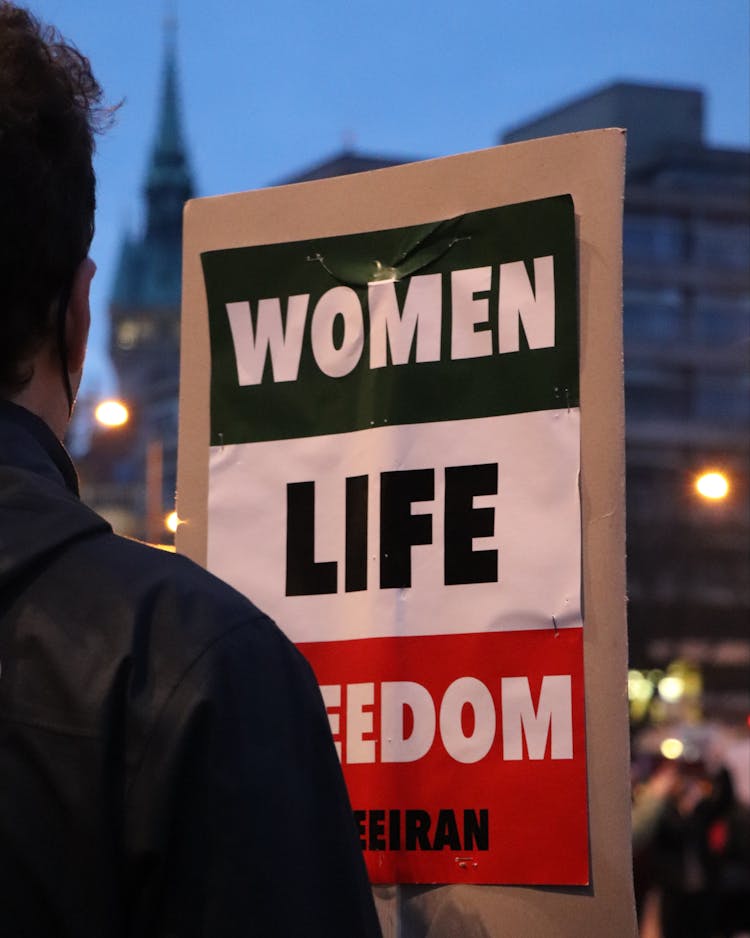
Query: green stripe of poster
202,195,577,446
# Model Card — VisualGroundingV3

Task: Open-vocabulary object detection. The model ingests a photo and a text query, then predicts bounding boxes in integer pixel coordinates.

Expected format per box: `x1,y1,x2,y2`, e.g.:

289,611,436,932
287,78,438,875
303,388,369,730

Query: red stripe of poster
300,629,587,884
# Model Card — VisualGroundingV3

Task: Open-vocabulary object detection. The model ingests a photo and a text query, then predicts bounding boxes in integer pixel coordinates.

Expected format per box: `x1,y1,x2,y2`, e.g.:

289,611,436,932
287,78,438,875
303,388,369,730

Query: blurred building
277,149,410,183
502,82,750,718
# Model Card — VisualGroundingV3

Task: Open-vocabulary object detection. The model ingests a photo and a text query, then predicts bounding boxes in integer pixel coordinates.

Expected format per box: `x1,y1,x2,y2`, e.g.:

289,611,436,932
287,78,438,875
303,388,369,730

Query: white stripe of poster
202,195,588,885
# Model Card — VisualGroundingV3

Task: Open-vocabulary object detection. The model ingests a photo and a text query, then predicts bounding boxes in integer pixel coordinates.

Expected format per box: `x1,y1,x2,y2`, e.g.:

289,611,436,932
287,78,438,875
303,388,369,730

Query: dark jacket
0,401,381,938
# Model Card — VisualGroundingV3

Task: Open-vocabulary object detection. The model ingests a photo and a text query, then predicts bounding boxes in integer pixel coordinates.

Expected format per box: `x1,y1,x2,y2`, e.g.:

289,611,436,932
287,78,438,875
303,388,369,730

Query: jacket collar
0,400,80,497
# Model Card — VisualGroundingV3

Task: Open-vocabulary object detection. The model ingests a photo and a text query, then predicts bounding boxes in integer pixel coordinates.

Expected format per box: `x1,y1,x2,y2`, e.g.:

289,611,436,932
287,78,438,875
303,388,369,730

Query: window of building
148,396,179,437
691,219,750,270
684,545,750,604
625,366,690,420
624,288,684,343
116,317,156,350
692,292,750,346
624,213,685,263
626,465,681,520
694,371,750,422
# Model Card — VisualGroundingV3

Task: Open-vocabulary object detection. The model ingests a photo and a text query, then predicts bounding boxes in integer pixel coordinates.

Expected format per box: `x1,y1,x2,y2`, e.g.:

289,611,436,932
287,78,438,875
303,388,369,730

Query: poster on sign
199,195,586,886
177,131,633,931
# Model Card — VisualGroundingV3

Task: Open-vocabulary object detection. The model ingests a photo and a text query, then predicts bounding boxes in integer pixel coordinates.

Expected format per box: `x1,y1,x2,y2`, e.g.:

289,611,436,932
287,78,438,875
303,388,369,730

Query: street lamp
94,399,129,428
93,398,170,544
165,510,180,534
694,470,730,501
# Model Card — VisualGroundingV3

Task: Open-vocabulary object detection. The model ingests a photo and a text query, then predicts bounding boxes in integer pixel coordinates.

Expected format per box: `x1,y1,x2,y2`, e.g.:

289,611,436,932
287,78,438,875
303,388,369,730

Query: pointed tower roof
144,18,194,238
110,18,194,310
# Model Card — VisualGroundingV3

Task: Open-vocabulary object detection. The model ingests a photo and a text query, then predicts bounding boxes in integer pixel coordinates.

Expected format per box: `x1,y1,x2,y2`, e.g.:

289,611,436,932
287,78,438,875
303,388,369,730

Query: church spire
145,17,193,238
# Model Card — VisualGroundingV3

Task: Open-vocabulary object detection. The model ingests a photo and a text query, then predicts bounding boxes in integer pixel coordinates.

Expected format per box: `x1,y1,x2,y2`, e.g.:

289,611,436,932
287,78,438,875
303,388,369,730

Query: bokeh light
660,738,684,760
658,675,686,703
165,511,180,534
94,399,129,428
695,470,729,500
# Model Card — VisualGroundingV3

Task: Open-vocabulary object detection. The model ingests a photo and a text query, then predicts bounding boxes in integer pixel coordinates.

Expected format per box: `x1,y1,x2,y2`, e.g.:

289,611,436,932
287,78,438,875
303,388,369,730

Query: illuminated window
116,317,156,350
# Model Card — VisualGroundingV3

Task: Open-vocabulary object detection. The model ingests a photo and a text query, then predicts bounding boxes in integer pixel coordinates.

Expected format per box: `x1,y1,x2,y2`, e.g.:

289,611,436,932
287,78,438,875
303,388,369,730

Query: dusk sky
28,0,750,400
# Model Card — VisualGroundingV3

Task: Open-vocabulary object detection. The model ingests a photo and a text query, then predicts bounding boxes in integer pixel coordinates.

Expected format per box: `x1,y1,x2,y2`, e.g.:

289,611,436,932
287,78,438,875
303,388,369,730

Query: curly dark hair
0,2,111,394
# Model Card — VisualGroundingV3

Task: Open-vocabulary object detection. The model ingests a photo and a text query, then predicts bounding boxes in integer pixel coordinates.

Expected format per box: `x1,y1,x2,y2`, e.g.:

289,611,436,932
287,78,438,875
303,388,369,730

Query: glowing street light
695,470,730,501
94,399,129,428
92,399,166,544
165,510,180,534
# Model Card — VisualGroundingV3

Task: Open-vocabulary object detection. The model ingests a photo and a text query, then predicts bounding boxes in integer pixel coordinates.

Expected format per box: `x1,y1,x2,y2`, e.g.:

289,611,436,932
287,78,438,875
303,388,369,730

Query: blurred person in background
632,754,750,938
631,757,682,926
703,767,750,938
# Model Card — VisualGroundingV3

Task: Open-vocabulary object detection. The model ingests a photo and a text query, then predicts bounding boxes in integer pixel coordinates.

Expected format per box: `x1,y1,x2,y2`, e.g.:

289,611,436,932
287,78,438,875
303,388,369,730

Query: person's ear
66,256,96,375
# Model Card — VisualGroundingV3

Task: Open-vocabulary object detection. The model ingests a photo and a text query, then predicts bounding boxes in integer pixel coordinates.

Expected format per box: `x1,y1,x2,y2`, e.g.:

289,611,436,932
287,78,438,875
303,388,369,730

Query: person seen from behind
0,4,382,935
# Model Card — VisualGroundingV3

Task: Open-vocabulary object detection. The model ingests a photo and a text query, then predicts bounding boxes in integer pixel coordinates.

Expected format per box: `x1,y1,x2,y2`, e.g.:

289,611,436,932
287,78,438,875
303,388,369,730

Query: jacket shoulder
67,528,270,646
1,523,292,736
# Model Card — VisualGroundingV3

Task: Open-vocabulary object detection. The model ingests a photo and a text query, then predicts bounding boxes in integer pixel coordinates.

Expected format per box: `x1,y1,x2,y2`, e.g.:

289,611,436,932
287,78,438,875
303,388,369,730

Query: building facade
503,82,750,716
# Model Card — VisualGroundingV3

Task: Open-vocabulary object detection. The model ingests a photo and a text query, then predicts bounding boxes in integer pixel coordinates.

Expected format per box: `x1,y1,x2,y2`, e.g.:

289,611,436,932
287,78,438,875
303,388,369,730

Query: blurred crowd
632,747,750,938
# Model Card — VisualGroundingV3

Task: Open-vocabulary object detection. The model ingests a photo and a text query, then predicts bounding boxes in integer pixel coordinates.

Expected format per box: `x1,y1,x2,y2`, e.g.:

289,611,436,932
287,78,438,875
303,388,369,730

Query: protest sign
178,129,636,933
